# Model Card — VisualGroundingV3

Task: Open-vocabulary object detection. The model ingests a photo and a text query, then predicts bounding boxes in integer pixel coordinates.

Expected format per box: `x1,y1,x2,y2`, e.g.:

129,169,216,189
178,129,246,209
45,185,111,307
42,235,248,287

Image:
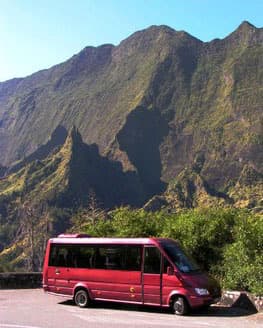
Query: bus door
47,245,72,295
90,245,143,303
142,246,162,305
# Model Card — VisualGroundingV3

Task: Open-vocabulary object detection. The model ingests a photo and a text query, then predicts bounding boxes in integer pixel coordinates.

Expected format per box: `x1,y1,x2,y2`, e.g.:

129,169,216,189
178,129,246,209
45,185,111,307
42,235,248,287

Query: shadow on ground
190,305,257,317
59,299,257,318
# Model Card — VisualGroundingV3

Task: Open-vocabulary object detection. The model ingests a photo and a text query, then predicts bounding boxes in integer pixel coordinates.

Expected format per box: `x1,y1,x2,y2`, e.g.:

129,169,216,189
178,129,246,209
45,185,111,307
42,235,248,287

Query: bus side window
144,247,161,274
49,245,58,266
66,249,76,267
58,254,66,266
93,247,106,269
49,245,68,267
124,246,141,271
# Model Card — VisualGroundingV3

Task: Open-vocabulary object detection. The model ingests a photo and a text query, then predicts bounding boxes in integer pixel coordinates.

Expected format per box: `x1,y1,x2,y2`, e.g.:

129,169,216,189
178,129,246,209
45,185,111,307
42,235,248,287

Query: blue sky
1,0,262,82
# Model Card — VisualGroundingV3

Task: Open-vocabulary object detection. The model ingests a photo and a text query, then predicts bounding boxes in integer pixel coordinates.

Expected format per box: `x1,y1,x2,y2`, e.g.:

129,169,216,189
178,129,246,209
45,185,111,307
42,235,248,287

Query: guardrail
0,272,42,289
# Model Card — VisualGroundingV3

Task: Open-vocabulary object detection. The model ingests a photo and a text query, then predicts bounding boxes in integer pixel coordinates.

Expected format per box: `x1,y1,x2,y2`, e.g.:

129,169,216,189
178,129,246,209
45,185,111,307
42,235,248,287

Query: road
0,289,262,328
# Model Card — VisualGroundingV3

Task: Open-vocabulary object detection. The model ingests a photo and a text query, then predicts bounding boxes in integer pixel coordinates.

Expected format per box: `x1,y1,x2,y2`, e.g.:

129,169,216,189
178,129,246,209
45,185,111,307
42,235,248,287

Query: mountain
0,22,262,194
0,23,262,206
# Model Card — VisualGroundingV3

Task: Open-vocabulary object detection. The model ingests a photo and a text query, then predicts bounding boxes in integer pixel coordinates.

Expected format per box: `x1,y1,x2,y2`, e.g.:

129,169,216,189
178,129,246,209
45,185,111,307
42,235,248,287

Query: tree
19,201,52,271
71,189,106,232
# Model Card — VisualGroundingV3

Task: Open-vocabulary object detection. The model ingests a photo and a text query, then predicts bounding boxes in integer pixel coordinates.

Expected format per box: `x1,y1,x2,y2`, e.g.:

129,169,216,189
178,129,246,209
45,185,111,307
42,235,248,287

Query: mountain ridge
0,20,261,84
0,21,262,209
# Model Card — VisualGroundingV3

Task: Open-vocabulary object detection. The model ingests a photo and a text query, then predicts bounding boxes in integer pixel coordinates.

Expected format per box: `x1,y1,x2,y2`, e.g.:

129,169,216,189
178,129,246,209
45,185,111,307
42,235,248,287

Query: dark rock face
117,106,168,197
6,125,68,175
0,165,6,177
63,127,147,208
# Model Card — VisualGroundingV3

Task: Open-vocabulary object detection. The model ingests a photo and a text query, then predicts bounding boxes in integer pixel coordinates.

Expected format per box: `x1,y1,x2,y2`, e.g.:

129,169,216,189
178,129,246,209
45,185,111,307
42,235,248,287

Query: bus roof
49,237,168,245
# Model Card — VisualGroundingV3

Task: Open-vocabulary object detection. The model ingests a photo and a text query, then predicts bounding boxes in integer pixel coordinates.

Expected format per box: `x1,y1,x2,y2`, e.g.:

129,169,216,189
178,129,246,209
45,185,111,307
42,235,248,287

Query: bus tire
172,296,189,315
74,289,90,308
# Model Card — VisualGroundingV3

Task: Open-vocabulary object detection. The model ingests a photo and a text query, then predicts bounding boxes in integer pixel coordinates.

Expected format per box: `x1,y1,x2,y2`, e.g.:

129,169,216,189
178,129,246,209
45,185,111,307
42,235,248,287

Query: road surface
0,289,262,328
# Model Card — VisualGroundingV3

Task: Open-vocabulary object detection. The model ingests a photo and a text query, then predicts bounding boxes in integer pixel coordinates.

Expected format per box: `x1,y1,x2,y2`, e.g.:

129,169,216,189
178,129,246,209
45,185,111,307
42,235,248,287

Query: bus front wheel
172,296,189,315
74,289,90,308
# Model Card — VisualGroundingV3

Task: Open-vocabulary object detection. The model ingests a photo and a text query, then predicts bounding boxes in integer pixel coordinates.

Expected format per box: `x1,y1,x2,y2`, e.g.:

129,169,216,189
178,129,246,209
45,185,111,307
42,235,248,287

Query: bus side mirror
167,266,174,275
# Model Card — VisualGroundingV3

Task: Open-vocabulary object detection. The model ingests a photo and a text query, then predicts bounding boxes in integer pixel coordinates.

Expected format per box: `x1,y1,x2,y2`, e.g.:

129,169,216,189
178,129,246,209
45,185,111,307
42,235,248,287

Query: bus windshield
160,240,200,273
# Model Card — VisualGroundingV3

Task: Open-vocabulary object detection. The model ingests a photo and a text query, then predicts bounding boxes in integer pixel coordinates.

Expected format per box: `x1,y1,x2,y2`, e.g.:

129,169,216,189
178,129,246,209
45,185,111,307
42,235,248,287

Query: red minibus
42,235,221,315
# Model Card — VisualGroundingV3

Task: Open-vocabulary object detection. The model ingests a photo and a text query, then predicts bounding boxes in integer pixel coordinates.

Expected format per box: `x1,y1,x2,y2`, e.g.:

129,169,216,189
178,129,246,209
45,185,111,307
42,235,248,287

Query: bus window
76,246,95,268
160,240,200,273
163,256,171,273
49,244,142,271
124,246,141,271
49,244,94,268
144,247,161,274
94,246,141,271
49,245,68,267
92,247,106,269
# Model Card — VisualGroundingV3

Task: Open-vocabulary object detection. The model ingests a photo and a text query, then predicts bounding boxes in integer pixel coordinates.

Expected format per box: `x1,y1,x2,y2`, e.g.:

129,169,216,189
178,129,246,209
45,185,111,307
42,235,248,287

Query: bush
110,207,163,237
83,207,164,237
162,207,237,271
220,214,263,294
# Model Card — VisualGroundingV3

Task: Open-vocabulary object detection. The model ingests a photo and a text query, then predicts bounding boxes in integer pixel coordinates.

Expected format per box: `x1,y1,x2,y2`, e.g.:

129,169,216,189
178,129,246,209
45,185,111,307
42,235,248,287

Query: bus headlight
195,288,209,296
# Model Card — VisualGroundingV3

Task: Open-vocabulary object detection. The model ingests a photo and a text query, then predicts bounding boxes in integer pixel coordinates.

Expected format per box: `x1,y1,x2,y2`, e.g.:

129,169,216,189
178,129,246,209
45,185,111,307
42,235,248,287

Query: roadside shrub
82,207,164,237
162,207,237,271
220,214,263,294
109,207,164,237
82,217,115,237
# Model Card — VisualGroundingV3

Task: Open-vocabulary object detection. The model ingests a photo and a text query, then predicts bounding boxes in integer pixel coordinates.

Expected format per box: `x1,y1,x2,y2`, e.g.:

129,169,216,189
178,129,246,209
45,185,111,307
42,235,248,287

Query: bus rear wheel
74,289,90,308
172,296,189,315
